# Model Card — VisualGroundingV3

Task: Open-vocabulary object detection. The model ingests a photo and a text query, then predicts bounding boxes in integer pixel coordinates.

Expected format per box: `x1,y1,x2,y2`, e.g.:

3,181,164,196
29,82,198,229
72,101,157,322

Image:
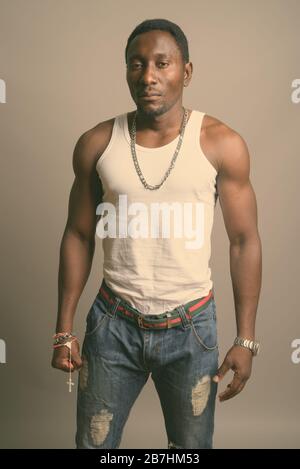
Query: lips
138,92,161,97
138,94,161,102
140,96,160,100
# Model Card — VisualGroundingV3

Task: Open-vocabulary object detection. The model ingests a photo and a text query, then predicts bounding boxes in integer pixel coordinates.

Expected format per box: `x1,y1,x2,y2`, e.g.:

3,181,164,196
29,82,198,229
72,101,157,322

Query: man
51,18,262,449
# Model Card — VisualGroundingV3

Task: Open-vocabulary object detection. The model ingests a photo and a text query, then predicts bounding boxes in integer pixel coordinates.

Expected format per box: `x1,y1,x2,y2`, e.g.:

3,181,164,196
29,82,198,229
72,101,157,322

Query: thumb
213,360,231,383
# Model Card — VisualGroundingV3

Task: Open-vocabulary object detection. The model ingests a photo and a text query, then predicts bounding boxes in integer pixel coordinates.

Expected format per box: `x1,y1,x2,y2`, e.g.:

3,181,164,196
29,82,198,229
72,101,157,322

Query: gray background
0,0,299,448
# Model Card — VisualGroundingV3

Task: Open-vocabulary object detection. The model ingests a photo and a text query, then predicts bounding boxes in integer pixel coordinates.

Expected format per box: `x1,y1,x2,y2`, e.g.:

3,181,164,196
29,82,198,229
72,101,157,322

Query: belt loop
137,314,144,329
176,305,190,329
109,296,121,320
166,312,172,329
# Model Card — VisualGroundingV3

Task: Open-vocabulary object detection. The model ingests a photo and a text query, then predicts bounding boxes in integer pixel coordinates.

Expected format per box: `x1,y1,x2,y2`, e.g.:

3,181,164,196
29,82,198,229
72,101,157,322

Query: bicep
65,134,103,240
217,132,258,244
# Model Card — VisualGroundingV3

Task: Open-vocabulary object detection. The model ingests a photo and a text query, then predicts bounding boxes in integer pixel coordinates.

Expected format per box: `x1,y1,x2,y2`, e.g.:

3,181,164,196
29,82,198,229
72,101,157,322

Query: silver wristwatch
234,336,260,356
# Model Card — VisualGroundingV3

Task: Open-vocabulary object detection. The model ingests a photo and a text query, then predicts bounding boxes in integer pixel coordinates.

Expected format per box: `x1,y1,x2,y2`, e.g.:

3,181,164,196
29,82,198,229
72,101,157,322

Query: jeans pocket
85,295,109,337
190,302,218,351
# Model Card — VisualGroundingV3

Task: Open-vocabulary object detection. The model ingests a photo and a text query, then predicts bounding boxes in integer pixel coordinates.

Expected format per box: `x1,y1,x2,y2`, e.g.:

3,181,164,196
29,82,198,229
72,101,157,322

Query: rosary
53,333,78,392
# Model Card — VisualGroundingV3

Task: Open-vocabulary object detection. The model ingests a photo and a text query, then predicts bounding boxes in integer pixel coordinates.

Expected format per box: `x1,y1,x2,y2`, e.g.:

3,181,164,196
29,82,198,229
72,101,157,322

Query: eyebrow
128,53,170,61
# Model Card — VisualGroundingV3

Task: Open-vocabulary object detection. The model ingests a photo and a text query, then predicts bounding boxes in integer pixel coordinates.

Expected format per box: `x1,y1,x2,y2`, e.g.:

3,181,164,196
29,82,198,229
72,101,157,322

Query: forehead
127,30,181,60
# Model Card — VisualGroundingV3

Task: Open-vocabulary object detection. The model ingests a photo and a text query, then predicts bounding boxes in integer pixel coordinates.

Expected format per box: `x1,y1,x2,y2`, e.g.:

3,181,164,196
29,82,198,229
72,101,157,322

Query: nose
139,63,157,85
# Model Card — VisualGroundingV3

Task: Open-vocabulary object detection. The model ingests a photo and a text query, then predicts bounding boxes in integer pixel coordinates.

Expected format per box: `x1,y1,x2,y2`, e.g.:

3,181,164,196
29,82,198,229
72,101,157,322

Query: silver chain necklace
129,107,189,190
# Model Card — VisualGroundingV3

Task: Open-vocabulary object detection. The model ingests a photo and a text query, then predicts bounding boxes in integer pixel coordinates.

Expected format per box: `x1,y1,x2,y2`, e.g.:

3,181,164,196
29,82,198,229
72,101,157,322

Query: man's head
125,19,193,117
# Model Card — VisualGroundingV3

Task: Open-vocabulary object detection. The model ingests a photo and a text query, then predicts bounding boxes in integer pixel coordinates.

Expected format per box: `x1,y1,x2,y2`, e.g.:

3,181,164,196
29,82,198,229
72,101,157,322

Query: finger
221,372,244,394
60,359,75,373
219,382,245,402
218,374,243,399
72,354,83,371
70,342,82,370
213,360,231,383
219,376,246,401
52,358,69,372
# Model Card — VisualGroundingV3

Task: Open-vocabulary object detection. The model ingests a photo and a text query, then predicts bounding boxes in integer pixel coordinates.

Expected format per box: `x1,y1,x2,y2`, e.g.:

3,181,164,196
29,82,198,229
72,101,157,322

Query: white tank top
96,110,218,314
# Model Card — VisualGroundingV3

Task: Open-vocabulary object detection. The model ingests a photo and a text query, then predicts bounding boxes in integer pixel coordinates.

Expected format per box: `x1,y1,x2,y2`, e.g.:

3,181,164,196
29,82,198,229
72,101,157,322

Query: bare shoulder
201,114,250,178
72,117,115,175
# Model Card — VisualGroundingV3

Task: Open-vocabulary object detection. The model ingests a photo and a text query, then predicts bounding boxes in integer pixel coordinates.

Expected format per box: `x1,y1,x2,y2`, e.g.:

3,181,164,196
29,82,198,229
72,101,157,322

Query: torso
91,110,226,175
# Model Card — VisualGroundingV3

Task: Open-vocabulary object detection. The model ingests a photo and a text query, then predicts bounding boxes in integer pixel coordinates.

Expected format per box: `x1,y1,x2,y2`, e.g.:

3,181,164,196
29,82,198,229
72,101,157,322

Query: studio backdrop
0,0,299,448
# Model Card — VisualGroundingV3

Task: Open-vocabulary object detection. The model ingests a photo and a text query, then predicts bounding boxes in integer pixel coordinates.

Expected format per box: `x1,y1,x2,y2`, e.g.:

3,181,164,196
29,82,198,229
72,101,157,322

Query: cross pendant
67,376,75,392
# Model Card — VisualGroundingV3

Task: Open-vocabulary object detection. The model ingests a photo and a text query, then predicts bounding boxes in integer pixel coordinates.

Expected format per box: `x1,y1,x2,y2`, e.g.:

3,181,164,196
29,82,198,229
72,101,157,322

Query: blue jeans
76,281,219,449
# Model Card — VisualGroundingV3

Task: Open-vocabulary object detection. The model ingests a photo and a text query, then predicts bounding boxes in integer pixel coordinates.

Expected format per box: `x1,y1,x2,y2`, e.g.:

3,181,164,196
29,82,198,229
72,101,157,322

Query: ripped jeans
75,279,219,449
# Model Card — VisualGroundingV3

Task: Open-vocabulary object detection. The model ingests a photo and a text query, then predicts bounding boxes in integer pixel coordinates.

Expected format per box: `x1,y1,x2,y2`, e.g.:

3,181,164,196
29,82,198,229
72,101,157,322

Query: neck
134,105,186,133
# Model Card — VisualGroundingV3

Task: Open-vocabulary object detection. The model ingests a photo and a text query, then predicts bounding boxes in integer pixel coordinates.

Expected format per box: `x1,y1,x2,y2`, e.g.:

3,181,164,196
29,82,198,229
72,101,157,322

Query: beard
136,102,169,119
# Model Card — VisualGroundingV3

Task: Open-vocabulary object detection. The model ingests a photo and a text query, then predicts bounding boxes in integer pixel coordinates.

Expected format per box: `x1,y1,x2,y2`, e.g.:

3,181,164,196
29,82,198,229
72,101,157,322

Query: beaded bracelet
53,332,76,346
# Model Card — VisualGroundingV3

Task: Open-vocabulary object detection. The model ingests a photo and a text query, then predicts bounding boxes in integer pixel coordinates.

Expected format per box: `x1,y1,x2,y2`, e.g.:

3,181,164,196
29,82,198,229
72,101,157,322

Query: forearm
229,234,262,340
55,228,95,333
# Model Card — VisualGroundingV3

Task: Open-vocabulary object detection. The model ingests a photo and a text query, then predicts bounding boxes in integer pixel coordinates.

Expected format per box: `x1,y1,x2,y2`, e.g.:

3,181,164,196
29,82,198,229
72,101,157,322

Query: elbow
229,231,261,247
63,225,96,244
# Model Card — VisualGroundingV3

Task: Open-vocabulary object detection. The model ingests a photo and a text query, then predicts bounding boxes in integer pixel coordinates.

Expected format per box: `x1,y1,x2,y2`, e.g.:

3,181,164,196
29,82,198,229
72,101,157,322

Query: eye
129,63,142,70
158,62,169,67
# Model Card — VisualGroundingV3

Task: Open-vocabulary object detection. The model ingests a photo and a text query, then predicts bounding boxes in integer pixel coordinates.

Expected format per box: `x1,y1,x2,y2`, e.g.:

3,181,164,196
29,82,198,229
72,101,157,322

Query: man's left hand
212,345,253,402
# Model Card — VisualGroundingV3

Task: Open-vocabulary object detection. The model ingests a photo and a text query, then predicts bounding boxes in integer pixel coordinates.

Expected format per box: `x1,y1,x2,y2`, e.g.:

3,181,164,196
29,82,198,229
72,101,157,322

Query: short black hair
125,18,189,65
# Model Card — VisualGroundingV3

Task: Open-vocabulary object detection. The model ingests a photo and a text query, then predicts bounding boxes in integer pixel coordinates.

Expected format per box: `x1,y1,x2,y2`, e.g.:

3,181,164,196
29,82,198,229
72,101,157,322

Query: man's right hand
51,339,83,372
